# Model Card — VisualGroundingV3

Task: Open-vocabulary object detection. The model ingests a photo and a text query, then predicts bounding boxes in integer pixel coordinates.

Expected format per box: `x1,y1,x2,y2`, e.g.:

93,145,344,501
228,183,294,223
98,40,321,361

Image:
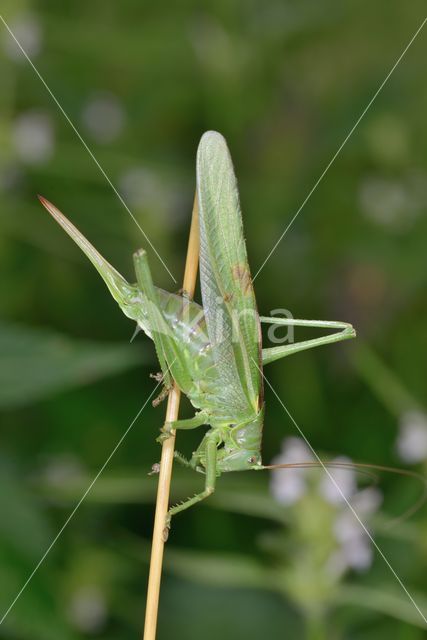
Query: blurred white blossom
271,438,382,574
332,487,381,573
396,410,427,464
360,177,412,231
82,93,125,144
359,172,427,233
319,456,356,505
12,110,54,165
352,486,383,514
2,13,42,61
329,532,373,574
270,437,313,505
67,585,107,634
119,165,185,227
119,166,158,208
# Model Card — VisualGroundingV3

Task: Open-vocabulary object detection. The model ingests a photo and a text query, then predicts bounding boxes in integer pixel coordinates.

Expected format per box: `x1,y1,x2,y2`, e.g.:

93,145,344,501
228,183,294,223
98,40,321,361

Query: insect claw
150,372,164,382
176,287,191,299
156,425,173,444
152,384,171,407
148,463,161,475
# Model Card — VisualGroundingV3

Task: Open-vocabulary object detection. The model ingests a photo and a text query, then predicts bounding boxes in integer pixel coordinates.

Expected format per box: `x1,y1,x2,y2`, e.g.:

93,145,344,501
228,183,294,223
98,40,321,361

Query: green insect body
39,131,355,522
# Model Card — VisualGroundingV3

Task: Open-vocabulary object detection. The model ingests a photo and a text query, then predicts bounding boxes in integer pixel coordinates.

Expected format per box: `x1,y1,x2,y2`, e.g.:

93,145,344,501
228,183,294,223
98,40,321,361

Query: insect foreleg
260,316,356,365
166,435,217,527
133,249,173,387
133,250,192,394
152,385,170,408
166,410,209,430
157,410,209,442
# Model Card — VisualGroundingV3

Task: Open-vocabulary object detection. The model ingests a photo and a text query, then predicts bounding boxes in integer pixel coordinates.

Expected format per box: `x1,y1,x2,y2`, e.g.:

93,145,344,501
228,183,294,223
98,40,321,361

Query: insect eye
248,456,257,464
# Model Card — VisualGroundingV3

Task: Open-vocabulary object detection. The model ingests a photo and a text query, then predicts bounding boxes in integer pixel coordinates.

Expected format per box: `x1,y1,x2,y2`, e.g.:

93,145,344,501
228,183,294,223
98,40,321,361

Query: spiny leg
166,436,217,528
148,451,193,475
174,451,193,468
149,371,170,407
260,316,356,365
152,385,170,408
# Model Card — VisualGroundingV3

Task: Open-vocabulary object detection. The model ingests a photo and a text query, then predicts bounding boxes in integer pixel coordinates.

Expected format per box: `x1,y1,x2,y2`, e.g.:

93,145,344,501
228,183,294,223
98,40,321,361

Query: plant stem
305,614,328,640
142,194,199,640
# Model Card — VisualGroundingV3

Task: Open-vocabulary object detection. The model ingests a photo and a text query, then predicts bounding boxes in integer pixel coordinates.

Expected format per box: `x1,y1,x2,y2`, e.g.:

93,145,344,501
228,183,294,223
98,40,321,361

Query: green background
1,1,427,638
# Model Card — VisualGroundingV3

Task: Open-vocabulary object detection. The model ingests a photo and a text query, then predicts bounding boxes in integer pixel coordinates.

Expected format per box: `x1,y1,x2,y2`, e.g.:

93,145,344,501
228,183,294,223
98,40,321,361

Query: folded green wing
196,131,262,415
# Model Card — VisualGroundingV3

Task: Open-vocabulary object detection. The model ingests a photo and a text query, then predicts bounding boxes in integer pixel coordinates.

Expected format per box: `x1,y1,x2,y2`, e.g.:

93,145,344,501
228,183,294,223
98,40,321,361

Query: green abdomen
156,290,255,422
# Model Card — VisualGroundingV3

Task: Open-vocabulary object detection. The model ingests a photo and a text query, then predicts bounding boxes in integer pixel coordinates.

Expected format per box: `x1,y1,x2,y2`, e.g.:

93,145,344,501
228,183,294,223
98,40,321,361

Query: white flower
2,13,42,61
359,170,427,233
352,487,383,515
119,166,185,228
332,487,382,573
12,110,54,165
119,166,156,208
334,535,374,572
359,177,413,232
67,585,107,633
396,410,427,464
82,93,125,144
334,512,361,545
270,437,313,505
333,512,374,572
319,456,356,505
270,439,382,574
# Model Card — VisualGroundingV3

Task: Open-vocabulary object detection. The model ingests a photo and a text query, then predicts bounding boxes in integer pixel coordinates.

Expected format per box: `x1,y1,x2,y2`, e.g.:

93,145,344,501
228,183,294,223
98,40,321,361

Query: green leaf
35,467,290,522
164,547,271,590
336,584,427,628
0,463,51,560
0,465,80,640
0,322,144,409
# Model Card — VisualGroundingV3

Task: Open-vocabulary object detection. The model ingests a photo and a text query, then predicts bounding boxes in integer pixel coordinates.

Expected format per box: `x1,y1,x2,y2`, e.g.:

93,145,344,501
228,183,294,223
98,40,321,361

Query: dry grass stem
143,194,199,640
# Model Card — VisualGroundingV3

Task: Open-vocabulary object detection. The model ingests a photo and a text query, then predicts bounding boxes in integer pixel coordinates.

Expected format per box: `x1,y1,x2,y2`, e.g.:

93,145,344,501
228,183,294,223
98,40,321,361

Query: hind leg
166,435,217,528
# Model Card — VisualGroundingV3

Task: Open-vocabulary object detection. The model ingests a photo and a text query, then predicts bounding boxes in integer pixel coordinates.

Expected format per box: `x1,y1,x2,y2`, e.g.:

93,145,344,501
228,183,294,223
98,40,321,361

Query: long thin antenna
143,193,199,640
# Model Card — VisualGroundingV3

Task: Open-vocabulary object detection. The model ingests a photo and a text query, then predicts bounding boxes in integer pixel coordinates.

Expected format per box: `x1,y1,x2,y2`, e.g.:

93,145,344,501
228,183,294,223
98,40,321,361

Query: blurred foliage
1,0,427,638
0,322,143,408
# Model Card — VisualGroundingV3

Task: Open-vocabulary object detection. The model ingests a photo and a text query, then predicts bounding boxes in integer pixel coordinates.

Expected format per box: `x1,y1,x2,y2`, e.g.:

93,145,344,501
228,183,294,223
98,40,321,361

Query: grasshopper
39,131,356,524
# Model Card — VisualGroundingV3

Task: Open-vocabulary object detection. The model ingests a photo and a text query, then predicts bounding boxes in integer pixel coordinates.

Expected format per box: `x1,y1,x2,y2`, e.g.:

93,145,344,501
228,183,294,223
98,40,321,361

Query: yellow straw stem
143,194,199,640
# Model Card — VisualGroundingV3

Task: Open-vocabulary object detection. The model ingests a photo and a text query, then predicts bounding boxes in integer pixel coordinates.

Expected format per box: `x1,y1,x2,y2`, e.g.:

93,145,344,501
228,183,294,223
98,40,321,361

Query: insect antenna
260,460,427,525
